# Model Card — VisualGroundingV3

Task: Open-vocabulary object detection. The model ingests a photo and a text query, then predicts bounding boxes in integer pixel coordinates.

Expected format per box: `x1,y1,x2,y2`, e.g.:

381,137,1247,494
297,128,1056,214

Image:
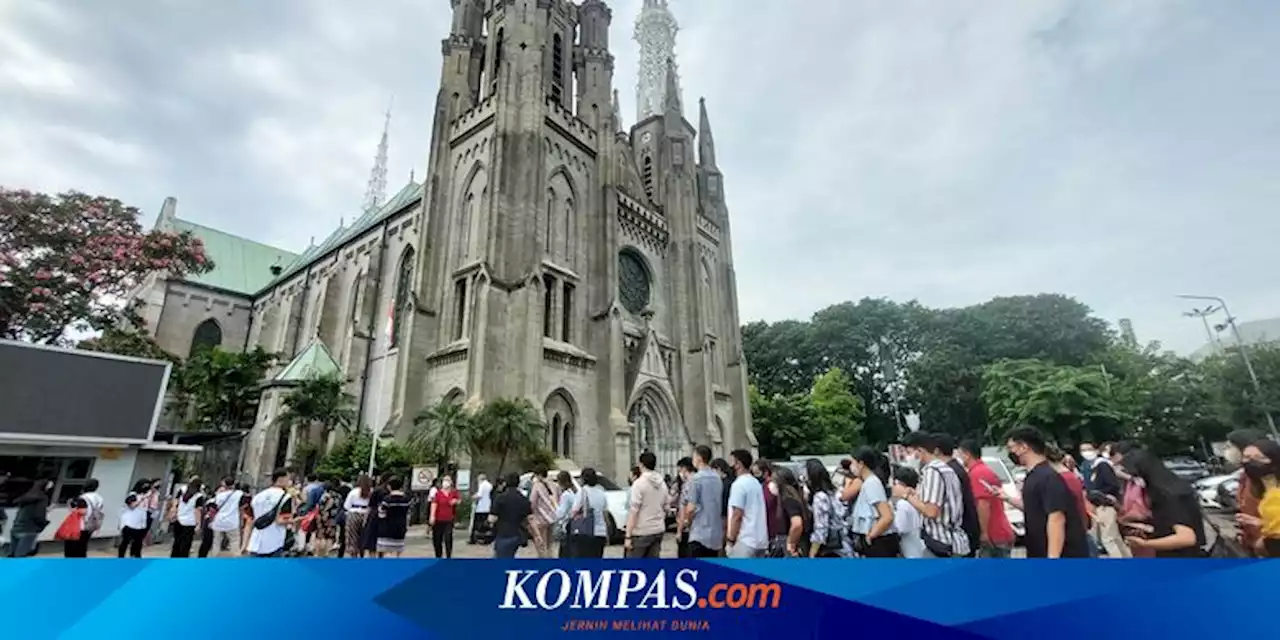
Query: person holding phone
958,440,1016,558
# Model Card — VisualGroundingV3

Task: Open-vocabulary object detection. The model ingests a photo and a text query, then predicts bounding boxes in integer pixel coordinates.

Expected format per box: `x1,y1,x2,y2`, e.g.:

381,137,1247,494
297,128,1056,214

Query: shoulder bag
919,466,955,558
254,491,290,531
570,489,597,538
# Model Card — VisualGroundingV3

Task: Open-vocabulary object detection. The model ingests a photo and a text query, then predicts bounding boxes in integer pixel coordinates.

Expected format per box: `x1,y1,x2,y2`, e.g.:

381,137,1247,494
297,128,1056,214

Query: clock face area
618,250,651,315
641,131,653,144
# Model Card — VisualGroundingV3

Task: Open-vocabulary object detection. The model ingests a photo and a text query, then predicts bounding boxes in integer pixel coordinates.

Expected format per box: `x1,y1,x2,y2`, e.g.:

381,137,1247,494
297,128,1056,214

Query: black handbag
254,491,290,530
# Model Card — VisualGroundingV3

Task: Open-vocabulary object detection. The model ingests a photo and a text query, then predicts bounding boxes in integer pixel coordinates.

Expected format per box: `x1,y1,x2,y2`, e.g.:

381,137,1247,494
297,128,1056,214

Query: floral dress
315,490,341,540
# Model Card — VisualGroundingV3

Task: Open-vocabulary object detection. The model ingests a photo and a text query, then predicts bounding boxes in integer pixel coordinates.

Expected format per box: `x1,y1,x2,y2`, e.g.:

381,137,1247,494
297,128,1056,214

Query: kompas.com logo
499,569,782,610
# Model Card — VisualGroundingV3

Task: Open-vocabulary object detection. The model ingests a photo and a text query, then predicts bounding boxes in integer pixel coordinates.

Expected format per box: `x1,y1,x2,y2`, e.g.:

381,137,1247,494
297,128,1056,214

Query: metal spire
361,99,392,213
634,0,681,122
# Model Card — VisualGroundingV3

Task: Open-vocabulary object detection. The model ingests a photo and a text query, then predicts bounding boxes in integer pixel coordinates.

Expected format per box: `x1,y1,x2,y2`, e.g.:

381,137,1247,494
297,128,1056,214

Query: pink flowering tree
0,188,213,344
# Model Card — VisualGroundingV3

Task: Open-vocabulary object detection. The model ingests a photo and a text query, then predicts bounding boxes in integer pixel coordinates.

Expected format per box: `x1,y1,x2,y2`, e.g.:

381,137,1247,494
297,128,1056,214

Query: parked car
1195,470,1241,510
1164,457,1210,483
519,471,629,543
982,456,1025,542
1217,475,1241,512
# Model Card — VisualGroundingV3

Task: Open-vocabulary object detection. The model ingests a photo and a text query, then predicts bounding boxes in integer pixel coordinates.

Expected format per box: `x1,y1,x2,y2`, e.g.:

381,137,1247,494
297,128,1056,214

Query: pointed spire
634,0,680,121
361,99,393,213
663,57,682,115
612,89,624,133
698,97,716,167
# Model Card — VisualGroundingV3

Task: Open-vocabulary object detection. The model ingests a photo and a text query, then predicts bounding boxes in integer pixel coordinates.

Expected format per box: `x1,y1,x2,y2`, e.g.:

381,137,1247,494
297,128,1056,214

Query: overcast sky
3,0,1278,353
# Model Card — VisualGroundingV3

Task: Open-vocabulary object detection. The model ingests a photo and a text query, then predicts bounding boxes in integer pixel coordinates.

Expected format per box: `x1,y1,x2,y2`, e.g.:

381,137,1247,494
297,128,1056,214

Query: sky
3,0,1279,354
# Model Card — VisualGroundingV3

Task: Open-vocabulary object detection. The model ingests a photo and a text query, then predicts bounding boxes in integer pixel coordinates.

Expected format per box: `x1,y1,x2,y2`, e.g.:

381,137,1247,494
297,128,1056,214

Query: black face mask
1244,460,1270,480
1007,451,1021,468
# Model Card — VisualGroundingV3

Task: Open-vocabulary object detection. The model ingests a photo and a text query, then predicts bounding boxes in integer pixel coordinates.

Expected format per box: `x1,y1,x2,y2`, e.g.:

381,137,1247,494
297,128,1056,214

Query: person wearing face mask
1224,429,1267,553
429,474,462,558
1004,427,1090,558
724,450,768,558
1084,442,1127,558
1235,438,1280,557
750,459,786,557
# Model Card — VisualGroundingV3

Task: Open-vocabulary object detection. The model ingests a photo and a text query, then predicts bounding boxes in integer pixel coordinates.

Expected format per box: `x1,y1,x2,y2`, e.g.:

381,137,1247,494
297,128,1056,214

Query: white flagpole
366,299,396,475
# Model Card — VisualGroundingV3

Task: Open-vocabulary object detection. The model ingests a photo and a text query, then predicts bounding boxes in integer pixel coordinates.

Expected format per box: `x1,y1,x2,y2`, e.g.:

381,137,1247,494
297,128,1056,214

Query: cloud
1,0,1278,353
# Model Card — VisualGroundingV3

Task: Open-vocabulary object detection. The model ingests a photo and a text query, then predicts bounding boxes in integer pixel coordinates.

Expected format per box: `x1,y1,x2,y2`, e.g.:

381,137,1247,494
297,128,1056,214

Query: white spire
361,99,392,213
634,0,681,122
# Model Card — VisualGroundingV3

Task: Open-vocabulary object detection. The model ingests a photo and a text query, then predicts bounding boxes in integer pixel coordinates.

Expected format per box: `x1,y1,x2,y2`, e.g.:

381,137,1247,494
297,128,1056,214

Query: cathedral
131,0,756,484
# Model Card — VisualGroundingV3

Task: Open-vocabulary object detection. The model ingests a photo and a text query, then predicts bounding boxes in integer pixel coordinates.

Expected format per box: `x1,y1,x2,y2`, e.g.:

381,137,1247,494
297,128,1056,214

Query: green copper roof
273,339,341,382
171,219,298,296
260,181,422,293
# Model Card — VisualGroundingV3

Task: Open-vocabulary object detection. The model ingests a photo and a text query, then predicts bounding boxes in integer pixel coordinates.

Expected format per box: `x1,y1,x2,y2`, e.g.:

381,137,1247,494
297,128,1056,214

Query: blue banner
4,559,1266,639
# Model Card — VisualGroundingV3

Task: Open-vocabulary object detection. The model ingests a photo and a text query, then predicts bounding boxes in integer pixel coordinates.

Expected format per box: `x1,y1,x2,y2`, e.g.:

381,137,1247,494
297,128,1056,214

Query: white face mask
1081,451,1097,461
441,481,452,490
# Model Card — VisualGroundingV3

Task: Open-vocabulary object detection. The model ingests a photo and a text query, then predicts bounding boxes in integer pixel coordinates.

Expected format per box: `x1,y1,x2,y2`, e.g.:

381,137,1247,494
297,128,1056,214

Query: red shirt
966,460,1016,545
1059,471,1090,527
432,488,460,522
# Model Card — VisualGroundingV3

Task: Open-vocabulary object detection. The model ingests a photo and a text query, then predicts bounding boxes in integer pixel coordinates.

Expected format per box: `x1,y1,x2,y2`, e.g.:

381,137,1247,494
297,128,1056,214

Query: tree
809,368,864,451
77,325,178,364
750,385,821,460
314,431,415,482
278,373,357,451
981,358,1127,446
407,401,477,474
472,398,545,478
0,188,212,343
172,347,276,432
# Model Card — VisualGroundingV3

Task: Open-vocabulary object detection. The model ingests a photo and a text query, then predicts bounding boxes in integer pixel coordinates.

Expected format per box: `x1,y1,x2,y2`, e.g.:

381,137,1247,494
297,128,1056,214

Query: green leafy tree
981,358,1127,445
0,188,212,343
78,325,178,364
278,373,357,451
407,401,478,474
314,431,415,482
172,347,276,432
809,368,864,451
473,398,545,478
750,385,821,460
1201,344,1280,433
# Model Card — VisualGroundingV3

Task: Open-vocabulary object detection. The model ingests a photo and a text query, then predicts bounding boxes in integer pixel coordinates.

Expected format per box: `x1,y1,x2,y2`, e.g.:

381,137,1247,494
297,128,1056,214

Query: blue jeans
494,536,521,558
980,543,1012,559
8,533,39,557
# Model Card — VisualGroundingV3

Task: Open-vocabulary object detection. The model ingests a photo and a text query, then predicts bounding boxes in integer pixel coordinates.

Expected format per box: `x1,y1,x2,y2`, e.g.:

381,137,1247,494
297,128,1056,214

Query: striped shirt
918,459,970,556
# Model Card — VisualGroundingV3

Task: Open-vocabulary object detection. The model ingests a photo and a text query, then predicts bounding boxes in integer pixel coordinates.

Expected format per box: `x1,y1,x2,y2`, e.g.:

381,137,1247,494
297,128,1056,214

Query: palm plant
279,373,357,453
473,398,545,478
408,401,477,474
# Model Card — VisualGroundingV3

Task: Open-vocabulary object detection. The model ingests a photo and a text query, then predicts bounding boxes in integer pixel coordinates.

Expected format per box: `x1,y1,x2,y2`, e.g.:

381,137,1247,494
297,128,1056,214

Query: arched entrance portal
627,386,685,479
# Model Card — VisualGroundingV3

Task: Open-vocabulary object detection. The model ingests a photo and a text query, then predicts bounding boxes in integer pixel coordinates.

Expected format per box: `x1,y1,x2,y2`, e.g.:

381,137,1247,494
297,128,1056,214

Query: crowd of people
4,425,1277,559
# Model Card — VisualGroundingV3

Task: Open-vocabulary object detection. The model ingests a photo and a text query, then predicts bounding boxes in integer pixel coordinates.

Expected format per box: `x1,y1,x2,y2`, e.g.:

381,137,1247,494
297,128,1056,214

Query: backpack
816,491,844,552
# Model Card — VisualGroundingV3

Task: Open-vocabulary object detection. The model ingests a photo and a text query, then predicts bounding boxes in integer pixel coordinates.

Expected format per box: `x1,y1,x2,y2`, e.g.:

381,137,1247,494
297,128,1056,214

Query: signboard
455,469,471,492
0,340,170,443
411,466,435,491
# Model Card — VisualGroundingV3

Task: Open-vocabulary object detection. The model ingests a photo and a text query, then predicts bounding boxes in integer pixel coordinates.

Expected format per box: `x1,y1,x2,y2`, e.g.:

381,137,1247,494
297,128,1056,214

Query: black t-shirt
1091,462,1123,499
376,492,412,540
947,458,982,551
1150,491,1206,558
1021,462,1090,558
491,489,532,540
780,494,812,545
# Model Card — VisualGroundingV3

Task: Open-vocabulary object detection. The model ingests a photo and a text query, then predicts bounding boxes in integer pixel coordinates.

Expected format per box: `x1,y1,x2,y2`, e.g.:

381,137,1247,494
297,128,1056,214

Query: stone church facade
131,0,755,484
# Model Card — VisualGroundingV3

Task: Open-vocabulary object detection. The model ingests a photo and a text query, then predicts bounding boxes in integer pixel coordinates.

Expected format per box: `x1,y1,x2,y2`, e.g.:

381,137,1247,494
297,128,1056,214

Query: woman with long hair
846,447,898,557
1236,438,1280,557
170,478,204,557
375,476,412,558
1120,449,1206,557
312,479,343,557
361,473,392,557
710,458,734,556
771,466,811,557
752,459,786,557
344,474,373,558
804,459,847,558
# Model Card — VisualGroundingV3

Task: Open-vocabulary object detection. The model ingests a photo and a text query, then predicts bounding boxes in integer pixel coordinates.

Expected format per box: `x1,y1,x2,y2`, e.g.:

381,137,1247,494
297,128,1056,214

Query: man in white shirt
210,476,245,557
725,449,768,558
469,473,493,544
247,469,294,557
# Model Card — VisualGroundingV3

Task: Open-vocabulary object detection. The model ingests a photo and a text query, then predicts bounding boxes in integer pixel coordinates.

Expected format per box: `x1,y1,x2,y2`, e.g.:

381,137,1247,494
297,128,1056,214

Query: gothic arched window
562,421,573,458
349,271,365,326
460,193,474,262
544,188,556,255
550,414,562,455
190,319,222,355
391,247,415,348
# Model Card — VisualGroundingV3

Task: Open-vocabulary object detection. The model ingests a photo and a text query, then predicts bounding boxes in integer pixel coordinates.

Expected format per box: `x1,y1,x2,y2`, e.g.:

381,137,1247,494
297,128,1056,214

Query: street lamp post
1182,305,1222,354
1178,294,1279,438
